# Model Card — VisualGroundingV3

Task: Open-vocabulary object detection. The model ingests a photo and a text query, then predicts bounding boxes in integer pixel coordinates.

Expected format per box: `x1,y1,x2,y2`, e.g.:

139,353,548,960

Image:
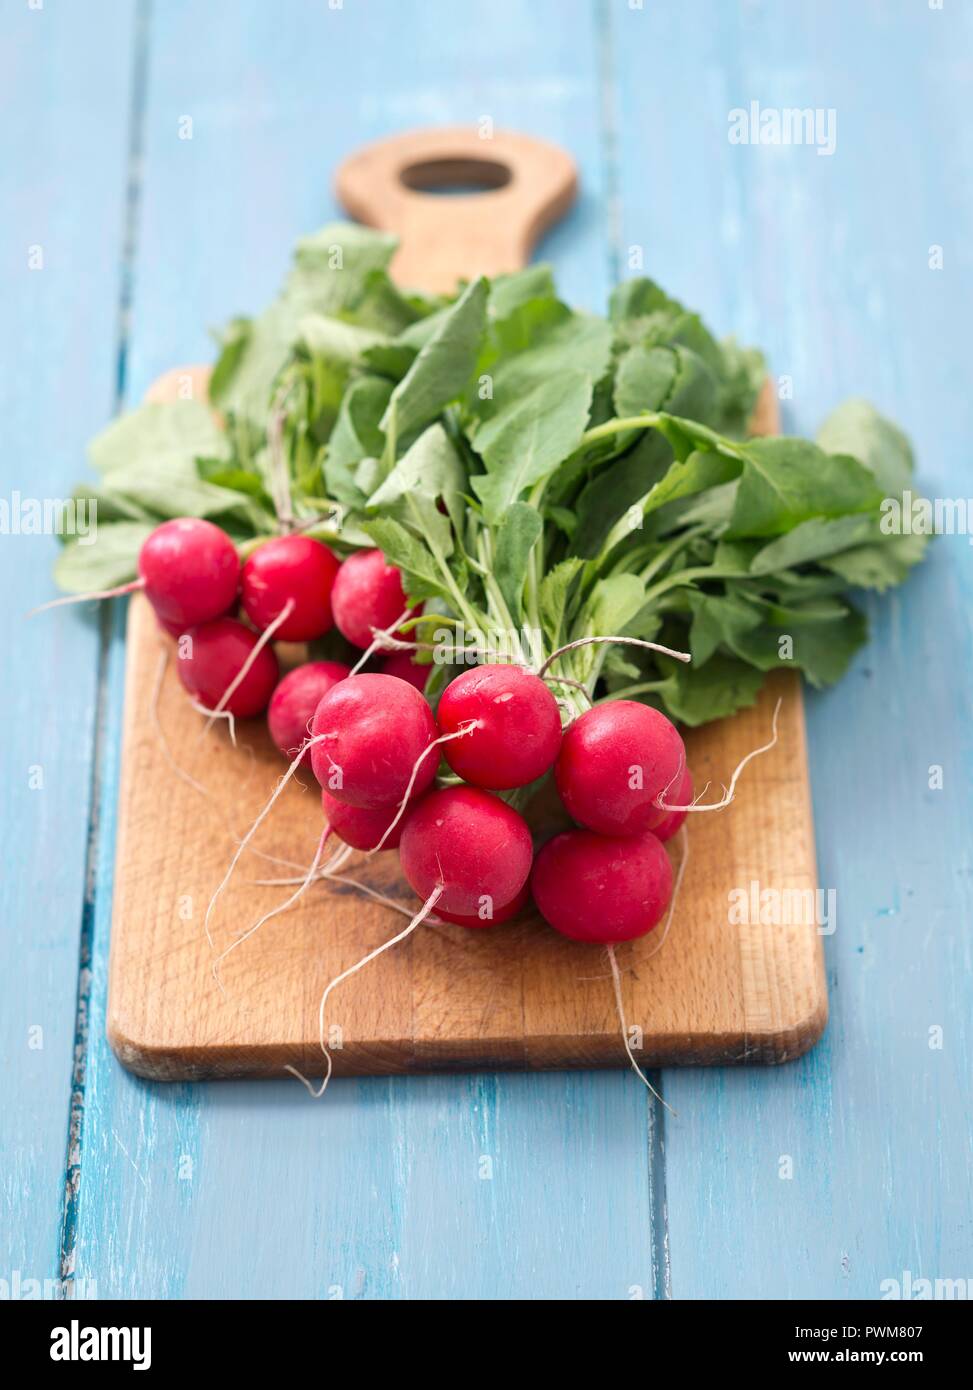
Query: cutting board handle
335,126,577,294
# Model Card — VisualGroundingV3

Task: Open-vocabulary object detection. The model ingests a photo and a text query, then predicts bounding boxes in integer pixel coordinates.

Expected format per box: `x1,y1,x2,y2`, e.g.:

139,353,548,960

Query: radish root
543,675,593,705
197,598,295,739
368,719,480,855
27,576,145,617
285,884,445,1098
537,634,691,678
348,607,413,676
150,646,307,875
211,826,332,988
656,697,782,813
189,699,237,747
643,825,690,963
203,733,328,957
606,945,676,1116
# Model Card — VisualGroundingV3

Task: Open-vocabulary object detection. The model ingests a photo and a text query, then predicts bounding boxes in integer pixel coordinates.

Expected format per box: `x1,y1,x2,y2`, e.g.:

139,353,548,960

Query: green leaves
89,400,226,477
471,369,593,522
55,522,155,592
209,223,397,424
816,397,915,496
359,516,453,606
727,437,882,538
324,374,393,509
380,276,489,447
494,503,543,621
609,276,764,436
57,215,926,734
655,651,767,727
367,422,465,563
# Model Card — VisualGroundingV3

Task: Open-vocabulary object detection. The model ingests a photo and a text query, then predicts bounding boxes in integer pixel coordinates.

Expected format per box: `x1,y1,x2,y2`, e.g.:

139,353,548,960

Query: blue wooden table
4,0,971,1301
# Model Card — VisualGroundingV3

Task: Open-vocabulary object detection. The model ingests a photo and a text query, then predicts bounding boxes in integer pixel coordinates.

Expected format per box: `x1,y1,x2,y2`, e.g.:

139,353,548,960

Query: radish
652,767,693,842
176,617,279,718
309,672,439,809
296,785,533,1099
555,700,685,836
241,535,340,641
435,883,529,928
140,517,240,626
320,787,409,851
379,648,430,692
267,660,351,760
330,548,419,649
531,827,673,943
436,664,562,790
398,785,533,919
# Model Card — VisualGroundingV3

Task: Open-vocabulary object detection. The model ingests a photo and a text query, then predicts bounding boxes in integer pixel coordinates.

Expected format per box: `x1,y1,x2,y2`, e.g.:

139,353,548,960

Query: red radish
398,785,533,919
652,767,693,842
555,700,685,837
156,614,192,639
309,672,438,809
330,548,419,649
380,648,430,692
176,617,278,718
139,518,240,627
241,535,340,641
531,828,673,943
267,661,351,760
435,883,530,928
437,664,562,790
320,787,409,851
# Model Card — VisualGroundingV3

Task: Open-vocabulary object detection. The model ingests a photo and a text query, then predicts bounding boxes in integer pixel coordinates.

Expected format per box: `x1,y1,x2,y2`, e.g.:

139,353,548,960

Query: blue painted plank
608,0,973,1297
0,1,137,1291
72,0,663,1300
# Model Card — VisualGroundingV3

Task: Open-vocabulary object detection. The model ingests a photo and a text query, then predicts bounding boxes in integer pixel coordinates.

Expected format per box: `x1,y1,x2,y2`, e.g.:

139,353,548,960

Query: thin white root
152,646,309,878
643,825,690,962
27,576,144,617
198,598,295,739
365,631,507,664
543,675,593,705
189,699,237,747
537,634,691,678
348,606,413,676
368,719,479,855
249,841,353,887
606,945,676,1116
151,649,212,801
211,827,332,988
203,733,327,957
320,864,447,927
656,697,782,813
286,884,445,1098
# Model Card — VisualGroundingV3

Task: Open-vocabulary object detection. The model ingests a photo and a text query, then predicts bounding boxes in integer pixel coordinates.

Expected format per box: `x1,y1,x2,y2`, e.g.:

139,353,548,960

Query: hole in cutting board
399,156,512,196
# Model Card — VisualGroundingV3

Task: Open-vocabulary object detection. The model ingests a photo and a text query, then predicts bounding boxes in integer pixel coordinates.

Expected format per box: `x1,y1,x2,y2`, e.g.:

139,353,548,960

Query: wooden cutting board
107,127,826,1080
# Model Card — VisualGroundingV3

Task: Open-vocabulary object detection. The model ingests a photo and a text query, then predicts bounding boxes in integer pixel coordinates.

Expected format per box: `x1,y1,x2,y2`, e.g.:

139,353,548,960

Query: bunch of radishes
309,658,694,943
140,516,421,721
137,515,694,951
